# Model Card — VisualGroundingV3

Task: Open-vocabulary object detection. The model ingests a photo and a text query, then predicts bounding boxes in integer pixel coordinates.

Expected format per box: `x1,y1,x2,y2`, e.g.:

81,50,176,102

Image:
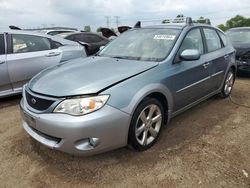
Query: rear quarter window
218,31,228,46
0,34,5,55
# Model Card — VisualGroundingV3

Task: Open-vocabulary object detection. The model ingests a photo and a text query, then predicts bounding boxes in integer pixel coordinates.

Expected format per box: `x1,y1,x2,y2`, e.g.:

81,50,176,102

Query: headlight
54,95,109,116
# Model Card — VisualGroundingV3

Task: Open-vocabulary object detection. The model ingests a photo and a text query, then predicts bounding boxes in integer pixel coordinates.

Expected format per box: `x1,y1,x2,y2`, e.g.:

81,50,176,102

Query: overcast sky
1,0,250,30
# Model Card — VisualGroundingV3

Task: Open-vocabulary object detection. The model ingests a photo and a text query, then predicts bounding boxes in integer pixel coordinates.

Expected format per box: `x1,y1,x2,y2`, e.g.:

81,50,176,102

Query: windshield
99,28,180,61
227,30,250,44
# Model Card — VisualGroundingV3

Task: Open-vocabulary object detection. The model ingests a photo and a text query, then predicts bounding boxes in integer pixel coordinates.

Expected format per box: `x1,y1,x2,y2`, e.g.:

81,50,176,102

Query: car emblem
31,98,36,104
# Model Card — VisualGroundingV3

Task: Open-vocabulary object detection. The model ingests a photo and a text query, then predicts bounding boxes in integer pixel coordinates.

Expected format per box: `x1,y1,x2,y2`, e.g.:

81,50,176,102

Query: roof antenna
186,17,193,25
134,21,141,28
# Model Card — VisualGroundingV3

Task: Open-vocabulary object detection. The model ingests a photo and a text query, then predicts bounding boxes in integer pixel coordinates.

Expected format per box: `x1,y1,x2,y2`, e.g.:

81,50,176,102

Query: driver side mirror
180,49,200,61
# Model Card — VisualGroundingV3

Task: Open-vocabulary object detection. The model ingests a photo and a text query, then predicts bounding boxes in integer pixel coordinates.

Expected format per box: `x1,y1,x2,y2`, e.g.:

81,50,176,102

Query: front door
169,28,211,112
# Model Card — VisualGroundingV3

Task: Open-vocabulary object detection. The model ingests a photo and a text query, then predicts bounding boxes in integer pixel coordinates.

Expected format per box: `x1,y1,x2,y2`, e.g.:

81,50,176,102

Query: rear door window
203,28,222,52
89,34,103,43
12,34,51,53
0,34,5,55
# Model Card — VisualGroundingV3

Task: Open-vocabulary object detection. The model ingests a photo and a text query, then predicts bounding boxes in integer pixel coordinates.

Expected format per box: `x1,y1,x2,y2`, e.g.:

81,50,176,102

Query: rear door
0,33,12,95
202,28,229,91
6,33,62,91
170,28,211,112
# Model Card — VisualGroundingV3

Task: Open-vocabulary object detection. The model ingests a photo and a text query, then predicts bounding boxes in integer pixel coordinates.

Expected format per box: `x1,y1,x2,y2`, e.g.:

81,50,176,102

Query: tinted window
203,28,222,52
79,34,91,43
179,28,204,55
89,34,103,43
67,35,76,41
12,34,51,53
51,40,63,49
218,31,228,46
0,34,4,55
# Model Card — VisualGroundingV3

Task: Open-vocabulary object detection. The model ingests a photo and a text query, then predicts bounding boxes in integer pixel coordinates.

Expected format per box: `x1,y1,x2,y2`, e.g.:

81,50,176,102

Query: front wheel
128,98,164,151
219,69,235,98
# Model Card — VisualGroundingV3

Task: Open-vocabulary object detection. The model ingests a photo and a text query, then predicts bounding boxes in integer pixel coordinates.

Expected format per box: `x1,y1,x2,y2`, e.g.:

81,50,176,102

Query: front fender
121,83,173,117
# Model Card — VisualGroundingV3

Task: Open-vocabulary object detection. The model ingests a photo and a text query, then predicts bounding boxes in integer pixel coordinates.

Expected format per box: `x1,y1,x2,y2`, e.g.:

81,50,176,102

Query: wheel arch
122,83,173,125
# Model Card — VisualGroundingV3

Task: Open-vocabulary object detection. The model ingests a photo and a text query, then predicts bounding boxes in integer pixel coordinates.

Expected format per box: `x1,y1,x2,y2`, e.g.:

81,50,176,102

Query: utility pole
105,16,110,28
114,16,120,28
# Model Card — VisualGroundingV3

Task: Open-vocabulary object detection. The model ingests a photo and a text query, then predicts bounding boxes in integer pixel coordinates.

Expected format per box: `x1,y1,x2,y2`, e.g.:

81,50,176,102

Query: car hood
232,43,250,57
28,57,158,97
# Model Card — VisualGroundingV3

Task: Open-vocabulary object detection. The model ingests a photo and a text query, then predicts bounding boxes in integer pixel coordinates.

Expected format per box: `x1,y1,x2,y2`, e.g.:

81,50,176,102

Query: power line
114,16,120,28
105,16,110,28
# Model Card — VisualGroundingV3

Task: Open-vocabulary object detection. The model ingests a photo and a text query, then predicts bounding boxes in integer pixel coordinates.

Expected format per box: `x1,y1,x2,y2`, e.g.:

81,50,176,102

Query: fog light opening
89,138,100,147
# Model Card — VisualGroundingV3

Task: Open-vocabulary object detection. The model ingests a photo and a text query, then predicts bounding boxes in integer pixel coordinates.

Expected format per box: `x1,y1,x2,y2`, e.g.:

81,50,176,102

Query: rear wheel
219,69,235,98
128,98,164,151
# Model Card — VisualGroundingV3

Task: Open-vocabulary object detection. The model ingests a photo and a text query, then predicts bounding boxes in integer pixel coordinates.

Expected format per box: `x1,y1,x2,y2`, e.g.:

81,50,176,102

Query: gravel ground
0,78,249,188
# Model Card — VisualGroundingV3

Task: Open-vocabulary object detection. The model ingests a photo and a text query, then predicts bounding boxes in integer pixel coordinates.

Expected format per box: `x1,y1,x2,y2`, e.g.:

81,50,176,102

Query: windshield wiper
111,56,142,60
112,56,128,59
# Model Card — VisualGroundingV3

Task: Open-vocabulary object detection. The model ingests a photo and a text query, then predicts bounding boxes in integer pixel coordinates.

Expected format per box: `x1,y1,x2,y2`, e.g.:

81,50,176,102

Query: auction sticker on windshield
153,35,176,40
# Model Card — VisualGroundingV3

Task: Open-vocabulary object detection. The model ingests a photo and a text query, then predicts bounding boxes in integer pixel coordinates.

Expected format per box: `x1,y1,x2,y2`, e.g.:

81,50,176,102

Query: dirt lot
0,79,249,188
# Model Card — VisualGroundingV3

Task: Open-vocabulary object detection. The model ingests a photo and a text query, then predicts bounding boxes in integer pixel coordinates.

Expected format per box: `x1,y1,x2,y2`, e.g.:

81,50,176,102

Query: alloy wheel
224,71,234,95
135,104,162,146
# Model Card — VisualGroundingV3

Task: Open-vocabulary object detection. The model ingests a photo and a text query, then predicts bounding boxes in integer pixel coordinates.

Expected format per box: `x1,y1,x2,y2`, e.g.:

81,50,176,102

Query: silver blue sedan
0,29,86,98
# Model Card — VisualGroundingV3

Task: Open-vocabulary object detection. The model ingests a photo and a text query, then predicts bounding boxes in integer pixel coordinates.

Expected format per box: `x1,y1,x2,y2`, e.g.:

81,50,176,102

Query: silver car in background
0,29,86,98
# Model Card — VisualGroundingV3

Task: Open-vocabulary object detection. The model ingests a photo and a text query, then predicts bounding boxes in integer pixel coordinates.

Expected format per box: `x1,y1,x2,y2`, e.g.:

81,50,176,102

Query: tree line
217,15,250,31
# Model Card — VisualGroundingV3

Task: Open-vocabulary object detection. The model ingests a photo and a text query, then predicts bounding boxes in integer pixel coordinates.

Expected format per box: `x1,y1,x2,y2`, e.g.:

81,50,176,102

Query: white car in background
36,29,77,36
0,29,86,98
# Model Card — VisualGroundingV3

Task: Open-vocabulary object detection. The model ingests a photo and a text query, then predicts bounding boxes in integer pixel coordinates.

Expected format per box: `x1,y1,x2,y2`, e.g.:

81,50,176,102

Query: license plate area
21,109,36,128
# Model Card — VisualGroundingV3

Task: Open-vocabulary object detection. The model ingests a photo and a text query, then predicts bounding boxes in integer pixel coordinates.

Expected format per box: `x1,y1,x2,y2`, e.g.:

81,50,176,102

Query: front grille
25,90,55,111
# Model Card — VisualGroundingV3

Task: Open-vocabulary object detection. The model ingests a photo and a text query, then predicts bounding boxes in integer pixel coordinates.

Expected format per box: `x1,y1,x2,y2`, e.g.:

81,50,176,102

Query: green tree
217,15,250,31
225,15,250,28
162,19,170,24
96,27,102,32
217,24,228,31
84,25,91,32
196,16,206,24
162,14,184,24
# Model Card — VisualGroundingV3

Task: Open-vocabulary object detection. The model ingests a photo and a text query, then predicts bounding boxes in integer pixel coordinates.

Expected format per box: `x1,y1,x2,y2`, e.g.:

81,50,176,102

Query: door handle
224,54,229,59
45,52,61,57
203,62,210,68
0,61,5,64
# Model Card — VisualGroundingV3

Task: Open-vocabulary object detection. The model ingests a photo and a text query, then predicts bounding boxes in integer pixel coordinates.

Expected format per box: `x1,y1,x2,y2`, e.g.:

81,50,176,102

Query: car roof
228,27,250,31
57,31,105,38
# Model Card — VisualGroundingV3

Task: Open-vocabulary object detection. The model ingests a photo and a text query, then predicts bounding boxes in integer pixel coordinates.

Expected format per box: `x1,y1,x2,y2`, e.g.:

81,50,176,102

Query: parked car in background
0,29,86,98
100,26,132,40
39,29,77,36
57,32,109,55
227,27,250,76
20,18,236,156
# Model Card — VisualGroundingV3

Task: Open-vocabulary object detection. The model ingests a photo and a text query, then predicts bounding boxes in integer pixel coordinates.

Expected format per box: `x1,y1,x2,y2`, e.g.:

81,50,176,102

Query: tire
219,68,235,98
128,98,165,151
